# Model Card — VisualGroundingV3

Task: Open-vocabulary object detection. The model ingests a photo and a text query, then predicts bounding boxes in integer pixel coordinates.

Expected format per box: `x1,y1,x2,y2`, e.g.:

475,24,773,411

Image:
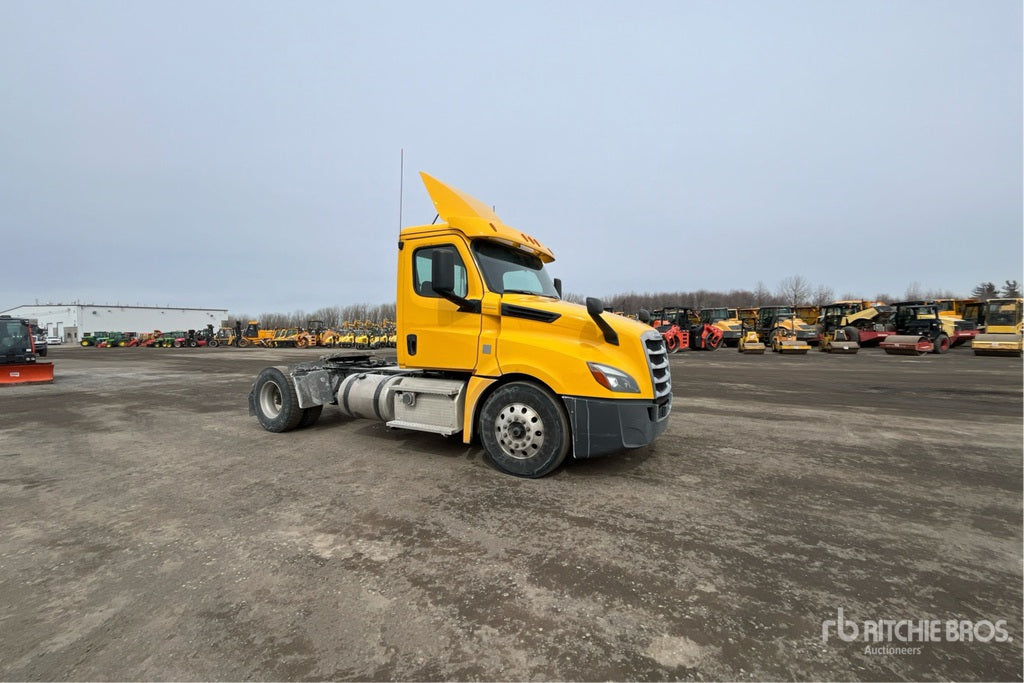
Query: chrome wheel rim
259,381,283,419
493,402,544,460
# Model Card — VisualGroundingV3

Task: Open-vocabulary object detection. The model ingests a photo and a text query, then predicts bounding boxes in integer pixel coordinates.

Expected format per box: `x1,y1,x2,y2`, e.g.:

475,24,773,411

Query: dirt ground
1,344,1021,681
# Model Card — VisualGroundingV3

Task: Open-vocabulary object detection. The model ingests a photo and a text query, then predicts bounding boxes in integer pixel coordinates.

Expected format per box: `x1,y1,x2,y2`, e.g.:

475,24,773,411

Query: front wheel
479,382,570,478
252,367,304,432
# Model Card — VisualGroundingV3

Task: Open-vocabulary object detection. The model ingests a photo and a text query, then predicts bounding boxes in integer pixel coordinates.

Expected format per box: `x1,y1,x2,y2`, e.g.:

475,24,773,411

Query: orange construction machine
1,315,54,385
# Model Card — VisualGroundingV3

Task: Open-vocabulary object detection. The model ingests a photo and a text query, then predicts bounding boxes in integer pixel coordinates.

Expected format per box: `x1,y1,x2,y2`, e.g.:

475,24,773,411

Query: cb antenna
398,148,404,231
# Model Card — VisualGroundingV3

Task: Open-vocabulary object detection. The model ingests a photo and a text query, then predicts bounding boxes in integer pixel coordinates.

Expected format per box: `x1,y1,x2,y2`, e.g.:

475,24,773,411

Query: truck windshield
1,319,30,356
473,240,559,297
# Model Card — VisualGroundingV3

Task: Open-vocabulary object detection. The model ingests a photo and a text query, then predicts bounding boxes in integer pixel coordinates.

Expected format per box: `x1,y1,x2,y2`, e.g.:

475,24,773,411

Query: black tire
238,338,250,348
932,333,950,354
252,367,304,432
706,330,722,351
479,382,570,478
666,334,679,353
188,340,198,348
173,340,183,348
769,328,785,352
208,339,219,348
843,326,859,343
298,405,323,429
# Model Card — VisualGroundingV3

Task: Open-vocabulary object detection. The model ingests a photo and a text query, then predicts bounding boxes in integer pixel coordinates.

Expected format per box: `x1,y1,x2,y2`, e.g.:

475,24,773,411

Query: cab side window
413,245,468,298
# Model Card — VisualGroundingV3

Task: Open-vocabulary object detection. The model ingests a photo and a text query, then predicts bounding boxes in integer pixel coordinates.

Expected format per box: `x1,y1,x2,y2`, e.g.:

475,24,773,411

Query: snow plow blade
1,362,54,385
881,335,933,356
972,333,1023,357
823,340,860,354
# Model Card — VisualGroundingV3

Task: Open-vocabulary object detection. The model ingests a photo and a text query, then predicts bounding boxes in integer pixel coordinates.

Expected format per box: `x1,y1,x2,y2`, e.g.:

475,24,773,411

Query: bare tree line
229,303,396,329
228,276,1014,326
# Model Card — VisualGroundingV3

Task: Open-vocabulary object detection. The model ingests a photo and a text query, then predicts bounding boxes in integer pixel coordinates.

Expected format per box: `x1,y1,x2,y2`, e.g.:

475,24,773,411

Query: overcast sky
2,1,1021,316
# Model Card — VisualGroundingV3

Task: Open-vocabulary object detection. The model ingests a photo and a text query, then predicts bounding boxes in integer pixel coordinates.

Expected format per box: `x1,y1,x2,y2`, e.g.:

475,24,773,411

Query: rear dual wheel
252,367,321,432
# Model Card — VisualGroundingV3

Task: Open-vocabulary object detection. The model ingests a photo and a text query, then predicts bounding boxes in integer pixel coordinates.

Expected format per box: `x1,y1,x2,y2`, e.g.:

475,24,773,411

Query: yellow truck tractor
972,298,1023,357
248,173,672,477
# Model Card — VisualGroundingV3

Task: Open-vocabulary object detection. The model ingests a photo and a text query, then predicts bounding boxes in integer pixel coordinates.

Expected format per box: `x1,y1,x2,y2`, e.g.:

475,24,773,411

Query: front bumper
561,395,672,459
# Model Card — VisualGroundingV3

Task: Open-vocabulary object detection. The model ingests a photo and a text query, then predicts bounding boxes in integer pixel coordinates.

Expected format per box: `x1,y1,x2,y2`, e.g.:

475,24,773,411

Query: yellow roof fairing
419,172,556,263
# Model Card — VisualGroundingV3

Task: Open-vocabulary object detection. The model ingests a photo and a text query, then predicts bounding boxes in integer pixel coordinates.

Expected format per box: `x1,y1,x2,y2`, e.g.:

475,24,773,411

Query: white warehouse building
0,304,229,344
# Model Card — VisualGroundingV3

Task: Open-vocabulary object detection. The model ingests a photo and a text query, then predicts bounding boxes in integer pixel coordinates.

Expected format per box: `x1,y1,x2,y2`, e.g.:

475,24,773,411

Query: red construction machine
651,306,724,352
1,315,54,385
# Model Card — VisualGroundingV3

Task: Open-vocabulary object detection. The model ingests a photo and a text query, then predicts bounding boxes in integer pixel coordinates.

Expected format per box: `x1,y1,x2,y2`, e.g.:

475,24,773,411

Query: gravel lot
1,345,1021,681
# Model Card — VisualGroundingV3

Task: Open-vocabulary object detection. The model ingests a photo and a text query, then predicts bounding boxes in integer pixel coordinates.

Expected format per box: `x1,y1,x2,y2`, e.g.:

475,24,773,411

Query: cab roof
402,172,555,263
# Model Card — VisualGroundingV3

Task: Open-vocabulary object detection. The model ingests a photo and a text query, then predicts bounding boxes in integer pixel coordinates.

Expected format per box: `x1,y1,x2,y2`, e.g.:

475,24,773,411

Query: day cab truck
249,173,673,477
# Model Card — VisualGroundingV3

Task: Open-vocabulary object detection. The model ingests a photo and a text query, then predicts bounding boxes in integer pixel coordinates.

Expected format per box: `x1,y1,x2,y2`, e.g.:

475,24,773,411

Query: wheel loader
1,315,54,385
972,298,1023,357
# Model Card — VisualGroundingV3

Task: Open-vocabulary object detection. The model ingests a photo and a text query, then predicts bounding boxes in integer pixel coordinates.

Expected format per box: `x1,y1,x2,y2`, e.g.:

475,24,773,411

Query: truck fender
461,376,497,443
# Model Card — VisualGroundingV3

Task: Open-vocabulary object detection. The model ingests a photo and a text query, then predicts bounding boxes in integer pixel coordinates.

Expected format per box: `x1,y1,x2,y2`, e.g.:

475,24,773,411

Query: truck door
400,241,482,372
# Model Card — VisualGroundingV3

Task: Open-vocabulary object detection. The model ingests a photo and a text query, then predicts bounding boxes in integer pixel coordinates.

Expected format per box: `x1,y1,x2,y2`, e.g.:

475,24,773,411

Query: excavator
1,315,54,385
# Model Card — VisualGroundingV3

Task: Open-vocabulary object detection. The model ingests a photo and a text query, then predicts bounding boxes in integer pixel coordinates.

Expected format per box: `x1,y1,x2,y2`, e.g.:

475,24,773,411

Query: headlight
587,362,641,394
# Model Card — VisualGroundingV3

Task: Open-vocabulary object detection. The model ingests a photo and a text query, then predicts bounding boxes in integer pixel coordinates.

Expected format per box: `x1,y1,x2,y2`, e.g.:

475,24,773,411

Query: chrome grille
642,330,672,406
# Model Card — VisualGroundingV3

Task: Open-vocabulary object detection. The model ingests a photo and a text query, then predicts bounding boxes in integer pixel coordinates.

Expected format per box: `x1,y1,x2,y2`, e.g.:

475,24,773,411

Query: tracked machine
1,315,54,385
